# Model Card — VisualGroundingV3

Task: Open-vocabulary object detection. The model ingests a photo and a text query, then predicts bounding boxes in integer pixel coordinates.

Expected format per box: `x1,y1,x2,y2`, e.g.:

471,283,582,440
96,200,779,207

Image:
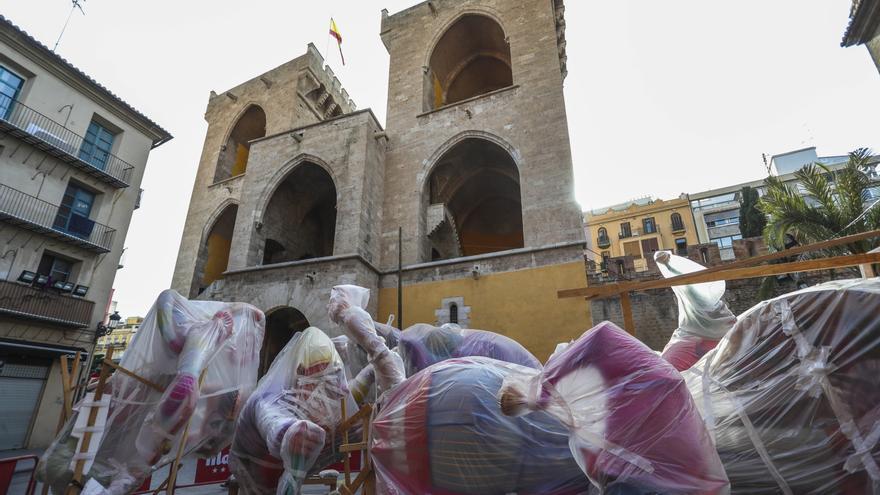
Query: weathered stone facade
173,0,589,360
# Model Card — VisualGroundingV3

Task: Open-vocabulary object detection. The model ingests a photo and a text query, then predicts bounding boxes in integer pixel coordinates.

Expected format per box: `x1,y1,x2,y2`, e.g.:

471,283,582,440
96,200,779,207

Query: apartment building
0,16,171,450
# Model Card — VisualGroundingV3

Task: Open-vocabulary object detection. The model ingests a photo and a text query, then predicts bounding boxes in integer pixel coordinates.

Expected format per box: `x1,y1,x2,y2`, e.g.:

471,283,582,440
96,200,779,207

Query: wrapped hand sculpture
654,250,736,371
36,290,264,494
229,326,357,495
499,321,730,494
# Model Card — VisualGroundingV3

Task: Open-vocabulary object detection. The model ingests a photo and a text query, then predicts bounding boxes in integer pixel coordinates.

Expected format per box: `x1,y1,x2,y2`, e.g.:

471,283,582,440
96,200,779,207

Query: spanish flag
330,18,345,65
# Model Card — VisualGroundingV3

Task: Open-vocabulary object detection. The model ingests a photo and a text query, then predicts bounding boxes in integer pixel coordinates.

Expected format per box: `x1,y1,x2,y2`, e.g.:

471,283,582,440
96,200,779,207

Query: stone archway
423,137,523,261
260,306,310,376
259,162,337,265
425,14,512,110
214,105,266,182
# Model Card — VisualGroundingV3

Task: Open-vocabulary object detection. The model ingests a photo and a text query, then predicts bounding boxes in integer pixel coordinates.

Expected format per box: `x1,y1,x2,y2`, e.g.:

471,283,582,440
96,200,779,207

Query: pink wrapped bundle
501,321,729,494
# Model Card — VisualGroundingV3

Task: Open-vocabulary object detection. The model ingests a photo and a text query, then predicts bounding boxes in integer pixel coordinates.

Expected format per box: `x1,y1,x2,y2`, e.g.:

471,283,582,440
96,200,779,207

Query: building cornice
842,0,880,46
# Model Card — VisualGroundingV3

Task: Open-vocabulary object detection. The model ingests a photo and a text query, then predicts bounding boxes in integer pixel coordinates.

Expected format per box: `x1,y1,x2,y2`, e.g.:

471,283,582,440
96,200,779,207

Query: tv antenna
53,0,86,52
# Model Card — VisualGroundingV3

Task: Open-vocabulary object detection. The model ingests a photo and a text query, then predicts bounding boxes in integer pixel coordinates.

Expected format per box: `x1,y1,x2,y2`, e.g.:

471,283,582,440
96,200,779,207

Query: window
623,240,641,258
597,227,610,246
643,217,656,234
640,237,659,258
53,183,96,239
78,120,115,170
37,252,74,283
706,217,739,228
620,222,632,238
675,238,688,256
449,303,459,324
671,213,684,231
711,234,743,249
0,65,24,119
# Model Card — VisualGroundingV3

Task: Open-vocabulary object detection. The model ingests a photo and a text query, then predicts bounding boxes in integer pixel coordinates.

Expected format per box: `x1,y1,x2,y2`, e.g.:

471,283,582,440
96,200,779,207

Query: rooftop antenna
53,0,86,52
762,153,772,176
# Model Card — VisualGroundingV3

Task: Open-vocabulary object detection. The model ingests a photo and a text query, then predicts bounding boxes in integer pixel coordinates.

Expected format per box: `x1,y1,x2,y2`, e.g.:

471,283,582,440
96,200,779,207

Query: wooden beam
559,230,880,300
59,355,72,421
563,252,880,301
619,292,635,335
102,359,165,393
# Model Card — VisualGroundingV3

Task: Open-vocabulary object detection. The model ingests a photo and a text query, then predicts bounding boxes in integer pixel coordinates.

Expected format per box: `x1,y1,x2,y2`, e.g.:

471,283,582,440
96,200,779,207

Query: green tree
738,186,767,238
759,148,879,254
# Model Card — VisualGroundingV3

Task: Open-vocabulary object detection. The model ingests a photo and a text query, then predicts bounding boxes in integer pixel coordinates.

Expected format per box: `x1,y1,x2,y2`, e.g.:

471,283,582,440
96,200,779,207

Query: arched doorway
424,138,524,261
260,307,310,376
214,105,266,182
260,162,337,265
425,15,513,110
195,204,238,295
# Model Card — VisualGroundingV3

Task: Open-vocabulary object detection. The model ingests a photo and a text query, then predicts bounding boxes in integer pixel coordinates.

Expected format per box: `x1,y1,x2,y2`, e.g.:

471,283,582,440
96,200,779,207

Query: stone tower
373,0,589,359
172,0,589,365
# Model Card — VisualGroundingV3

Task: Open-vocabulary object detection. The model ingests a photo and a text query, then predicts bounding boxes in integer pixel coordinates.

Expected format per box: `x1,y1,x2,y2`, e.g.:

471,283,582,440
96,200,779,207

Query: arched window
597,227,610,247
449,303,459,324
426,15,513,110
671,212,684,231
260,163,336,265
214,105,266,182
424,138,523,261
194,204,238,296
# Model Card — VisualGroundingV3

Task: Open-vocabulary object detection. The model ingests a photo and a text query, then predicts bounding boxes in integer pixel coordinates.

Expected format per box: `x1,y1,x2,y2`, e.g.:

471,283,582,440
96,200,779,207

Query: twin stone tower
172,0,587,369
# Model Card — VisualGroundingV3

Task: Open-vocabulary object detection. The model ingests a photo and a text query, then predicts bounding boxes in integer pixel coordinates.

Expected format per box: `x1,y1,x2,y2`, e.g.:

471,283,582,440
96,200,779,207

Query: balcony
0,278,94,327
0,184,115,253
0,96,133,188
671,223,687,233
597,236,611,248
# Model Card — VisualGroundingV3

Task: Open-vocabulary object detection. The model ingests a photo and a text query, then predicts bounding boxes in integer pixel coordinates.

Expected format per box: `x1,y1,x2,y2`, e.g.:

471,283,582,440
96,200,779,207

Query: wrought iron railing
0,184,115,253
0,94,133,187
0,278,94,327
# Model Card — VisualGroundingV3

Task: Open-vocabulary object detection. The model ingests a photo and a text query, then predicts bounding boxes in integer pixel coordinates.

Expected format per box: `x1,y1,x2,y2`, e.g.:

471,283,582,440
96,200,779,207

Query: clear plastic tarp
37,290,264,494
371,356,591,494
685,278,880,494
397,323,542,376
499,321,730,494
654,251,737,371
229,326,357,495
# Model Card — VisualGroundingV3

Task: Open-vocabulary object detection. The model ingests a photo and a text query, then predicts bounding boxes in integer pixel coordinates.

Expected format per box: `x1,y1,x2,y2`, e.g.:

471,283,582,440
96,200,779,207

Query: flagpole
325,17,331,63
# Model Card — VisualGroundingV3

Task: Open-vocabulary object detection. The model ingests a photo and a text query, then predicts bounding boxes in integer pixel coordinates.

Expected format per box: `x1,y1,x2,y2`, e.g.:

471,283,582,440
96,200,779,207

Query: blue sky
2,0,877,316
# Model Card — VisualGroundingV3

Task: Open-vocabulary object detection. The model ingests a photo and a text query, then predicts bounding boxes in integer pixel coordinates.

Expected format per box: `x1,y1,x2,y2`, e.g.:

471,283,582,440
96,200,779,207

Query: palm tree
739,186,766,238
759,148,879,255
757,148,878,298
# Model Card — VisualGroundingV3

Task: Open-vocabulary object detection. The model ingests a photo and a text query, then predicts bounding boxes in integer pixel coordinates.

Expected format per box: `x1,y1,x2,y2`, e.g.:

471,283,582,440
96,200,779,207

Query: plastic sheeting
654,251,736,371
397,323,542,376
499,321,730,494
685,278,880,494
372,356,591,494
229,326,357,495
37,290,264,495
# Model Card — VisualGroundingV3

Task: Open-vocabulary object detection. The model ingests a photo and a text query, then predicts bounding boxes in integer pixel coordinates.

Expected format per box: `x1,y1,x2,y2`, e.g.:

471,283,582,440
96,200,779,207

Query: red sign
195,447,231,483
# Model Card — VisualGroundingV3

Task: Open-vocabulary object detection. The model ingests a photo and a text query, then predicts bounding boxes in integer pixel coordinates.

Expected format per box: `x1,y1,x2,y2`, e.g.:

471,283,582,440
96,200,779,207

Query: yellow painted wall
377,261,590,362
203,232,233,286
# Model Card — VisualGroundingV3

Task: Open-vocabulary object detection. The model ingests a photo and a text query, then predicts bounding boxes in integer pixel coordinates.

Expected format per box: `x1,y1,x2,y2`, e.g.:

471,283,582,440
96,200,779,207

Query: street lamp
95,311,121,340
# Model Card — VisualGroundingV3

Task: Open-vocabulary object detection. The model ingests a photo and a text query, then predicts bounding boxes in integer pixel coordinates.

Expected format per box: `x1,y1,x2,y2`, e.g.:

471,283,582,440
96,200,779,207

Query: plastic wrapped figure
499,321,730,494
229,327,357,495
37,290,264,494
397,323,541,376
686,278,880,494
654,250,736,371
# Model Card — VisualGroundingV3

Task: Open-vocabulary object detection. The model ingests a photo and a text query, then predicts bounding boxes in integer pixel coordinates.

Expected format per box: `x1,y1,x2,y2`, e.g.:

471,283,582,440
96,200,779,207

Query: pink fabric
541,322,729,494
